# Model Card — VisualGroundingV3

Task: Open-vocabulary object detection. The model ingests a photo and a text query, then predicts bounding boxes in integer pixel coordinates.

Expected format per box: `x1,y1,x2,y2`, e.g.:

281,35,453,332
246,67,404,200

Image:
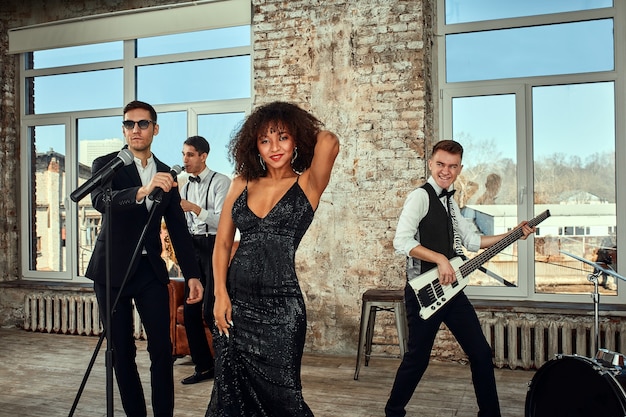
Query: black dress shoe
181,368,215,385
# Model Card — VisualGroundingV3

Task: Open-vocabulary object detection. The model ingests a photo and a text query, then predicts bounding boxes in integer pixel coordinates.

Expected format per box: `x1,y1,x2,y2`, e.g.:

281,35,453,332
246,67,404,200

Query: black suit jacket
85,151,201,287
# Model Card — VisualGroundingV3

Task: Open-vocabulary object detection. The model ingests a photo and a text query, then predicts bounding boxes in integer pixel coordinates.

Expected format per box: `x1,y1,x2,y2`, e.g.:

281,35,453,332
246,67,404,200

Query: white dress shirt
134,155,157,211
182,167,231,236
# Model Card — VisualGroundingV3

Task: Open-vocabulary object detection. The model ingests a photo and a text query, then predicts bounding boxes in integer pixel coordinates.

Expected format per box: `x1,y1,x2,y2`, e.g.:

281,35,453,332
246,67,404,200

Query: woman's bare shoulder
225,175,248,197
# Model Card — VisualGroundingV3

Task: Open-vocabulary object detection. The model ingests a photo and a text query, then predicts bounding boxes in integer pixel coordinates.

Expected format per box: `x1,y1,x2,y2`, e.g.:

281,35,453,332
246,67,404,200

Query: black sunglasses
122,120,154,130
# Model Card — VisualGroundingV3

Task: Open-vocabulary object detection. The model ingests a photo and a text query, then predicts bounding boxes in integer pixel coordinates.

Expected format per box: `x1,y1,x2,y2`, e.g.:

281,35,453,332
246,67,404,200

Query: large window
14,2,251,282
438,0,625,304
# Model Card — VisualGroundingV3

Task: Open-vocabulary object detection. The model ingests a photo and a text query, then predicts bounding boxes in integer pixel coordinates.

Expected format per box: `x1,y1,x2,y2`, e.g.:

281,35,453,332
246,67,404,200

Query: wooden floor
0,328,537,417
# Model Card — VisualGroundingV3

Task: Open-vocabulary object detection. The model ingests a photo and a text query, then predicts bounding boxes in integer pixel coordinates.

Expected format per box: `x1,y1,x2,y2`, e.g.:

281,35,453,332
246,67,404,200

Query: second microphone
148,165,184,201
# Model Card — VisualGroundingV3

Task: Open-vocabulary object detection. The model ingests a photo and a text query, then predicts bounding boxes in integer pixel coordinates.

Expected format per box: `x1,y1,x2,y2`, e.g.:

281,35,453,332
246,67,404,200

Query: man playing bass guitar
385,140,536,417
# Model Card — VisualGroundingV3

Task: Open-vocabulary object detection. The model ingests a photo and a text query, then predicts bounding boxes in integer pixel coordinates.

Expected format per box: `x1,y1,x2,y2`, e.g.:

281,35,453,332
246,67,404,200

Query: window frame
15,1,252,282
436,0,626,304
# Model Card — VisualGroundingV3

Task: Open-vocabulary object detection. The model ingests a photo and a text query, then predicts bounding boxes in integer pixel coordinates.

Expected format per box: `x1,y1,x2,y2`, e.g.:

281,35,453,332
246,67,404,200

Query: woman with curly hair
206,101,340,416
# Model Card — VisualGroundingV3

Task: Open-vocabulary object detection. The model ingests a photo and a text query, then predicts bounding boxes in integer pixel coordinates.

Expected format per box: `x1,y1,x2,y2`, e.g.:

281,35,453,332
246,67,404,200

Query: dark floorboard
0,328,539,417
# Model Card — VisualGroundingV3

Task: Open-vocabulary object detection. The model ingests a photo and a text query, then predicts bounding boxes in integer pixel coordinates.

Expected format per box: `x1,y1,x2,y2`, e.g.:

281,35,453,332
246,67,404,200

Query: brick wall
251,0,432,353
0,0,434,355
0,17,20,284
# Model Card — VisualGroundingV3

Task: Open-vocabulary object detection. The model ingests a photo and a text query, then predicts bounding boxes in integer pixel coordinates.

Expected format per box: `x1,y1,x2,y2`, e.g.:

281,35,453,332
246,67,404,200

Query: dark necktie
189,176,201,183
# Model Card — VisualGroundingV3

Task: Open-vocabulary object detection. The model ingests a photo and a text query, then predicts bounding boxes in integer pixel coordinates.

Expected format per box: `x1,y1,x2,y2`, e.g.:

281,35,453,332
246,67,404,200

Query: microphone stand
69,188,163,417
104,185,114,416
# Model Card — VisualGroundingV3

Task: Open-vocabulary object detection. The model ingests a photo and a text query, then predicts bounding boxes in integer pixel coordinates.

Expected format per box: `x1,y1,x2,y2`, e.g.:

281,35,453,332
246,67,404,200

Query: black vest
406,183,456,280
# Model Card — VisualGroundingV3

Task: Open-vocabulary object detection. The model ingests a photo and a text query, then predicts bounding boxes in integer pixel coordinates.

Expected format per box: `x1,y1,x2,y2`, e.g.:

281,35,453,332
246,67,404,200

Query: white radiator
23,294,145,339
481,314,626,370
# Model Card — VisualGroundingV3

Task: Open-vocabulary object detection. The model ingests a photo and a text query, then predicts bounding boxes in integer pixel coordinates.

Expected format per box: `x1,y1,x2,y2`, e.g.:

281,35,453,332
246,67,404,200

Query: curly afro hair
229,101,323,180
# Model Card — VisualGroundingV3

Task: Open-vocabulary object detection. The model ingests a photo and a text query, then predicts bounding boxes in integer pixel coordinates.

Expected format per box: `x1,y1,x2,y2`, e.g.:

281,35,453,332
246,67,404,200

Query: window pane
532,82,616,296
198,112,245,177
27,42,123,69
150,111,188,168
137,56,251,105
446,0,613,24
446,19,614,82
76,116,125,276
137,26,251,57
27,69,123,114
29,125,67,272
452,94,518,287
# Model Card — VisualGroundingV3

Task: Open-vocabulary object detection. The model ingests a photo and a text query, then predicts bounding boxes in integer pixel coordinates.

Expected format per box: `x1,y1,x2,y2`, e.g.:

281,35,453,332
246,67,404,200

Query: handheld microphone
148,165,183,201
70,147,134,202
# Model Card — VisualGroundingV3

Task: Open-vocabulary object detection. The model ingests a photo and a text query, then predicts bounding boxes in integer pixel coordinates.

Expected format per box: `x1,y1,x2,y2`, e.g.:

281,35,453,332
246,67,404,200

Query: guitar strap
445,195,464,256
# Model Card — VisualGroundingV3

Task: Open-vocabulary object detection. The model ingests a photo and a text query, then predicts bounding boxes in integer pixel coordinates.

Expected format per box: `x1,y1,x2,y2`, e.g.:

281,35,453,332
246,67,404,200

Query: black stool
354,288,408,380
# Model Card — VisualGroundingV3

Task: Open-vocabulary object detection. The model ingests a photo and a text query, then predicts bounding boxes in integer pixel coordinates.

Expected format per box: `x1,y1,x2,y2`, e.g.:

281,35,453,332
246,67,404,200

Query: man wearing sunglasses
85,100,203,417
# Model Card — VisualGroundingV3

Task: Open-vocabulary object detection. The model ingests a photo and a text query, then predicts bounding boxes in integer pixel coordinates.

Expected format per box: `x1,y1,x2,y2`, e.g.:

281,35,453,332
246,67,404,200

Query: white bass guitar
409,210,551,320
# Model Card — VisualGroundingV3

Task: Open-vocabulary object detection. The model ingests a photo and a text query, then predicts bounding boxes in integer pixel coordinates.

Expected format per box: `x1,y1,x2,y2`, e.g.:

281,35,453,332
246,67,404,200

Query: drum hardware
525,252,626,416
560,250,626,354
597,348,626,368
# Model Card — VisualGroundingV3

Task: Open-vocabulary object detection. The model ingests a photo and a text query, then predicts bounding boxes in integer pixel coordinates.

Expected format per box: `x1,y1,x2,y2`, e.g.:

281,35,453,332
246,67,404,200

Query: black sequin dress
206,178,315,417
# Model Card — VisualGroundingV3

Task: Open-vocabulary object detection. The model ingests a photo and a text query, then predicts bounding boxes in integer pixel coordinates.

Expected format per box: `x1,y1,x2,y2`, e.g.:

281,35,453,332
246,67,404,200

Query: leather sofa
166,241,238,357
168,277,213,358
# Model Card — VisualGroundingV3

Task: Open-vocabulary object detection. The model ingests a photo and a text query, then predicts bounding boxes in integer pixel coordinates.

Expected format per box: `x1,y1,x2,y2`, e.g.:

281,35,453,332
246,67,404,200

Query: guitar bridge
417,278,444,308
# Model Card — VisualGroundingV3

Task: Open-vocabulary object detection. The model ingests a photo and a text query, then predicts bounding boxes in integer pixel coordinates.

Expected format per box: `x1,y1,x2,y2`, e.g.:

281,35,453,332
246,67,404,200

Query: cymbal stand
586,267,605,355
560,250,626,357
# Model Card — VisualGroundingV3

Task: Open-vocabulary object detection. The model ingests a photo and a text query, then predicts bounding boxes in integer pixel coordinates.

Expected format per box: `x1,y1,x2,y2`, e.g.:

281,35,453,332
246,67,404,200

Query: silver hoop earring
291,147,298,164
259,154,266,170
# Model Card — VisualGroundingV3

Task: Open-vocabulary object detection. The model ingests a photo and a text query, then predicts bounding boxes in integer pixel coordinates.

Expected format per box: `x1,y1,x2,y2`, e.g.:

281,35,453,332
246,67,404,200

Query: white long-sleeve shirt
181,167,231,235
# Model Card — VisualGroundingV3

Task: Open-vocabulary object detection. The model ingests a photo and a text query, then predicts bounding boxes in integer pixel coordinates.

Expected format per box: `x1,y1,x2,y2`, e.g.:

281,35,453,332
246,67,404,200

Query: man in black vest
179,135,231,384
385,140,535,417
